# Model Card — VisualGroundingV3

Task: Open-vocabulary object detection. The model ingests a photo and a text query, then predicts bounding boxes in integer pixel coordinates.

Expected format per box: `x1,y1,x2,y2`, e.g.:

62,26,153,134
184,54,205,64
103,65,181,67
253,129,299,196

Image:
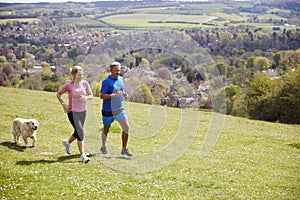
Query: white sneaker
62,140,71,154
80,154,90,163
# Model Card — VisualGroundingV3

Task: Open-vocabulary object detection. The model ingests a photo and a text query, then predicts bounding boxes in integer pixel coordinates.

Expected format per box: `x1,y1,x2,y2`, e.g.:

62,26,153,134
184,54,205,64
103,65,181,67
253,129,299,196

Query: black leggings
67,111,86,141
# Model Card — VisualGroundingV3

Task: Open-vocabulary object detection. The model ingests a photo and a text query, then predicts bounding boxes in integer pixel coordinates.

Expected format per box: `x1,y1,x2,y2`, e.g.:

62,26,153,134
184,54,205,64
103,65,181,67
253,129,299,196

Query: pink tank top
61,80,90,112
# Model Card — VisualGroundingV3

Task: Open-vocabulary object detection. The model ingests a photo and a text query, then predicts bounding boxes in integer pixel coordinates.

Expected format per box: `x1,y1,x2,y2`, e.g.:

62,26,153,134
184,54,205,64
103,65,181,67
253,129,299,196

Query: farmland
0,1,297,30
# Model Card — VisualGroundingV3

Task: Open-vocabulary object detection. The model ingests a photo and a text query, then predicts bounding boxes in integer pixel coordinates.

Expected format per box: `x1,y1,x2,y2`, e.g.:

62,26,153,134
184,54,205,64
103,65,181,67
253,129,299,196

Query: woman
57,66,93,163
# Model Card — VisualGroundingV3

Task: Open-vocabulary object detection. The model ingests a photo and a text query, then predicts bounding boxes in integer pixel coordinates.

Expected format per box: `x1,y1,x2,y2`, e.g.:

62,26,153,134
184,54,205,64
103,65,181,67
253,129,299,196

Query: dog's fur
11,118,39,147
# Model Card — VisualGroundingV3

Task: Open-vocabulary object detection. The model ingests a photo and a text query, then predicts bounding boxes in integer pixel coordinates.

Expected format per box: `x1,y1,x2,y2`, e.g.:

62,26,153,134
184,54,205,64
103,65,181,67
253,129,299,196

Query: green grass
212,12,246,22
62,17,108,27
101,13,216,29
133,3,227,15
0,87,299,199
0,18,40,24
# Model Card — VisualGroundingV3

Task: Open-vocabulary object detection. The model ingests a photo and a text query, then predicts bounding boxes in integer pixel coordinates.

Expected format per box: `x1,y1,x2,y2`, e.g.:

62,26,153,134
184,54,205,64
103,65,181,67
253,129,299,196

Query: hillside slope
0,87,299,199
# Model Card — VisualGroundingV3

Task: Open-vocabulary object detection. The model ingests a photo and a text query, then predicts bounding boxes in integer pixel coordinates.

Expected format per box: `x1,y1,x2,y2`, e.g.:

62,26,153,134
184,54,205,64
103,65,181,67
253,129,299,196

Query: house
27,66,43,74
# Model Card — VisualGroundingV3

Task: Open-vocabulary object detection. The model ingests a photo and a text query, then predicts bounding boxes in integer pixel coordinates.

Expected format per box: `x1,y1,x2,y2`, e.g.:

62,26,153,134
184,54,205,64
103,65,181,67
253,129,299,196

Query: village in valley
0,0,299,123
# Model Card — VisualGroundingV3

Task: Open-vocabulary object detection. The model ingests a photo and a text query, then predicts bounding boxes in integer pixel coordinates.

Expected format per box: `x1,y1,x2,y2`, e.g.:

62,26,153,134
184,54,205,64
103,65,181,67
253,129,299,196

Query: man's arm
100,90,122,100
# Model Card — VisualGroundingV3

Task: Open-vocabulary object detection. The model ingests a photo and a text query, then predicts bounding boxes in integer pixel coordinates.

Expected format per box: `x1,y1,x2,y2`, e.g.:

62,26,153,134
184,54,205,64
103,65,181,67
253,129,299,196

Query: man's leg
100,116,114,155
118,119,133,157
118,119,129,149
102,125,110,147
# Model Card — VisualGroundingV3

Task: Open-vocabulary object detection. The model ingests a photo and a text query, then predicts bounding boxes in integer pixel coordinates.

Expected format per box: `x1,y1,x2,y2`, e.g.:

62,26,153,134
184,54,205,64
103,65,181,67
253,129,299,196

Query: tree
231,67,247,87
151,59,160,70
21,74,43,90
224,85,242,114
157,67,171,80
140,58,150,70
67,49,78,59
273,52,282,67
214,85,241,115
0,77,6,87
283,51,300,70
0,56,7,63
277,67,300,124
2,65,14,76
178,87,186,97
42,68,54,80
44,82,61,92
7,53,17,62
246,72,279,121
21,59,28,70
216,62,227,76
232,94,247,117
246,56,255,69
132,53,142,67
95,72,109,97
254,56,271,71
151,81,167,104
130,84,154,104
17,34,27,43
41,61,50,68
140,84,154,104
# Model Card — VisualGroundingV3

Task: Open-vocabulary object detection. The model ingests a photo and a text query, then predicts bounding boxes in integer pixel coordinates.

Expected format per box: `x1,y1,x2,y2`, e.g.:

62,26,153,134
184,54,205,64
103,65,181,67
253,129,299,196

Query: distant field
212,12,247,22
0,11,13,15
0,18,40,24
133,3,229,15
101,13,217,28
257,14,287,21
62,17,108,27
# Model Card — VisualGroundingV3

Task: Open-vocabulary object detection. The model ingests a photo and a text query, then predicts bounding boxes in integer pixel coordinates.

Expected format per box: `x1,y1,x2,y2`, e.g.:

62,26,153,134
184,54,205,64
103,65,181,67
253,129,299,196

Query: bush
246,72,277,121
43,82,61,92
277,68,300,124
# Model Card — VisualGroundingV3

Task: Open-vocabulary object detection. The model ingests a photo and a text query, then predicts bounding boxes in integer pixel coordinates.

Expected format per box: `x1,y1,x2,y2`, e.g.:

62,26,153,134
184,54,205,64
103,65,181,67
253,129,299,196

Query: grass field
0,87,299,199
0,18,40,24
101,13,216,29
62,17,108,27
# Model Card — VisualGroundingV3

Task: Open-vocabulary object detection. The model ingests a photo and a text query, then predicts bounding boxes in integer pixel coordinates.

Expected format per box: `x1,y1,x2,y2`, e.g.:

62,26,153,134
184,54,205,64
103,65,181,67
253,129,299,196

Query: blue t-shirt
101,75,124,112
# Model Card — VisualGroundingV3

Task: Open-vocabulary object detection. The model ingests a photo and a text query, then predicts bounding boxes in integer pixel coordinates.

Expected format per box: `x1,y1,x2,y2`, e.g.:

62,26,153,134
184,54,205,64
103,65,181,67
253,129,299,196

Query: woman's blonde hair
70,66,83,80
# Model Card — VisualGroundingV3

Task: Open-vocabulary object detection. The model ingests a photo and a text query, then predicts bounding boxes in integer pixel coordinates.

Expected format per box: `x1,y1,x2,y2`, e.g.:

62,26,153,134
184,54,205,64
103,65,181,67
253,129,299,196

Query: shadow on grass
57,154,81,162
92,153,132,160
8,148,130,165
16,159,56,165
15,154,85,165
0,141,26,152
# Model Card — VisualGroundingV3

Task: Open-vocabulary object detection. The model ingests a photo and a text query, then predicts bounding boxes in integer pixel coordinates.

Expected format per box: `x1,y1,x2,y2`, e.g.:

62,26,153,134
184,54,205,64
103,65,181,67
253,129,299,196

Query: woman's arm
57,88,69,113
80,81,94,101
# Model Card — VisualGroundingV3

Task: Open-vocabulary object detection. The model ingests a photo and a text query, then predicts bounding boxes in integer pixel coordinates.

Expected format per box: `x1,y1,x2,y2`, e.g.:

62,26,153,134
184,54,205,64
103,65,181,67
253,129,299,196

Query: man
100,61,133,157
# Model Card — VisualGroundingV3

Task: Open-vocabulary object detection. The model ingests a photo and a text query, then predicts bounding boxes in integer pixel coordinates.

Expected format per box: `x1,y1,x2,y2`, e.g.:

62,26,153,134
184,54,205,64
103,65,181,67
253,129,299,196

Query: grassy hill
0,87,299,199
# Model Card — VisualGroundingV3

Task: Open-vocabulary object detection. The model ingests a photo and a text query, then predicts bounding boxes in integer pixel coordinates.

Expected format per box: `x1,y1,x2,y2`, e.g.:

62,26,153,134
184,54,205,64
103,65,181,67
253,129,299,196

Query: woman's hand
62,103,69,113
80,95,87,102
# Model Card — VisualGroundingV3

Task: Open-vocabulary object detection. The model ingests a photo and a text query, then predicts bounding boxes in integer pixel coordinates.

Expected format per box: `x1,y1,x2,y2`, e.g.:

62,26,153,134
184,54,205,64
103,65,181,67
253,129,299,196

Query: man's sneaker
62,140,71,154
100,146,108,155
80,154,90,163
121,148,133,157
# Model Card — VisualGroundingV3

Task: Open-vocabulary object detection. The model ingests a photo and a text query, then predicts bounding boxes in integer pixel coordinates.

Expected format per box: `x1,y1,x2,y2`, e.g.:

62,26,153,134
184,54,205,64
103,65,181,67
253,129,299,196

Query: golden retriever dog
11,118,39,147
